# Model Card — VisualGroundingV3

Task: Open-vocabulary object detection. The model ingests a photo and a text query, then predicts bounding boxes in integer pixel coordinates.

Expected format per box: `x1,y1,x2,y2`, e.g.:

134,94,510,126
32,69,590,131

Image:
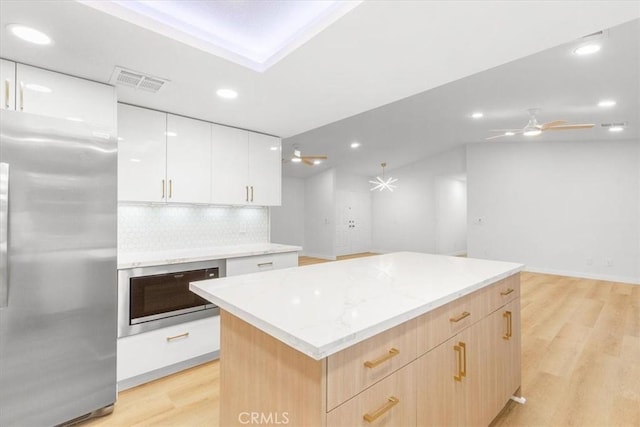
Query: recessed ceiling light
291,157,302,163
350,142,361,148
270,146,279,151
165,131,177,137
313,160,322,165
523,129,542,137
471,112,483,119
7,24,52,45
216,88,238,99
504,131,515,136
608,126,624,132
573,43,600,56
598,100,616,107
24,83,52,93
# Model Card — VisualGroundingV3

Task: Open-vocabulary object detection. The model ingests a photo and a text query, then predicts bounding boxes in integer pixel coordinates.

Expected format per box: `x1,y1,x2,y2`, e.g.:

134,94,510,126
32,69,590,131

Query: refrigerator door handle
0,162,8,308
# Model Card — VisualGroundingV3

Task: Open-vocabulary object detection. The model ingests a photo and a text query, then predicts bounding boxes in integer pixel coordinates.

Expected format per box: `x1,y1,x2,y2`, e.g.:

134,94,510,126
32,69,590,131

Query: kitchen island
191,252,524,426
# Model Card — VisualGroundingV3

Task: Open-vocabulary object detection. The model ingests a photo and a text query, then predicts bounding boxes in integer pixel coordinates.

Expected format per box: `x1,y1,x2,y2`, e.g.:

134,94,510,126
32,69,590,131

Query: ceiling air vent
109,66,169,93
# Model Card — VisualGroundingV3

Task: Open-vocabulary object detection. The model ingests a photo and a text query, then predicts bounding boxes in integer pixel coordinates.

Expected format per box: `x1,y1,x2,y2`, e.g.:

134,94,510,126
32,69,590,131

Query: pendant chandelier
369,162,398,192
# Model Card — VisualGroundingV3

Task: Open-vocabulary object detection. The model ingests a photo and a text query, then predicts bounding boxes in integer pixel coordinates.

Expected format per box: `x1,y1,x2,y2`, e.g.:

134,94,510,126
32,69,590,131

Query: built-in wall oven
118,259,225,337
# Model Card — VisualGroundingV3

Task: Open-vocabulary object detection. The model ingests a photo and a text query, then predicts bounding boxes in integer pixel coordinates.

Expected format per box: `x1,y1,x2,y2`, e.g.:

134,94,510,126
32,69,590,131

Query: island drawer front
486,273,520,314
326,362,416,427
117,316,219,382
416,287,489,356
326,319,417,411
225,251,298,276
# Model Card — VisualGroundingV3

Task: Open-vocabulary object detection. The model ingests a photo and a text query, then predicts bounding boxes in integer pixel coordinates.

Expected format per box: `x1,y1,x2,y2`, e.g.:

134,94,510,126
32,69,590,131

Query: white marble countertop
190,252,523,360
117,243,302,269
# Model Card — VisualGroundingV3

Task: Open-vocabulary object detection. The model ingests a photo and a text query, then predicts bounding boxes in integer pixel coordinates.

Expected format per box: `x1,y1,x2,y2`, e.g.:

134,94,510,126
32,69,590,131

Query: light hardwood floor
86,262,639,427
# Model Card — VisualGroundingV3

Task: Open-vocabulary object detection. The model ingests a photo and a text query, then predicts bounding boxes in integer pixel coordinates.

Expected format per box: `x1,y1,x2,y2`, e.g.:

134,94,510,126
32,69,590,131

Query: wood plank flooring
85,265,639,427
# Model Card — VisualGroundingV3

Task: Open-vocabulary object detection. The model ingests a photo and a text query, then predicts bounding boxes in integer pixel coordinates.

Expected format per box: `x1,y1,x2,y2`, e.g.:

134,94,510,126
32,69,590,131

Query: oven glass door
129,268,214,324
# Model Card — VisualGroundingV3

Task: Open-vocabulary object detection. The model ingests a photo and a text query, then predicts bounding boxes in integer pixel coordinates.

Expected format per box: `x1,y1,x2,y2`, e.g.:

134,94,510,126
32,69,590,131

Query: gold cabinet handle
363,396,399,423
161,179,165,199
453,341,466,381
166,332,189,342
169,179,173,198
449,311,470,323
4,79,9,109
250,185,254,202
503,311,512,340
364,348,400,368
257,262,273,268
500,288,514,296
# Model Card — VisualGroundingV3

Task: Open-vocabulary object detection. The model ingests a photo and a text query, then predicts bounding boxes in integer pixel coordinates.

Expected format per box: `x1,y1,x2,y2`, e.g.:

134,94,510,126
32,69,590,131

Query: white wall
467,140,640,284
270,176,305,248
435,176,468,255
303,169,336,259
371,148,467,254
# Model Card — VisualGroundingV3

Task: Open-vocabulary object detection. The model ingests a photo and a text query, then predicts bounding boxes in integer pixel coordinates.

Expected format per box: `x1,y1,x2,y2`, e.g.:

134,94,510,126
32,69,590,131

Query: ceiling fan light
608,126,624,132
313,159,321,165
291,157,302,162
504,131,515,136
523,128,542,136
598,100,616,107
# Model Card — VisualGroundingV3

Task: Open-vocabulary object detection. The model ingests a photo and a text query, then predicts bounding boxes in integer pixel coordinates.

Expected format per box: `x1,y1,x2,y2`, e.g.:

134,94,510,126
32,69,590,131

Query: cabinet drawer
486,273,520,314
416,287,488,356
327,362,416,427
117,316,219,381
327,319,417,411
226,251,298,276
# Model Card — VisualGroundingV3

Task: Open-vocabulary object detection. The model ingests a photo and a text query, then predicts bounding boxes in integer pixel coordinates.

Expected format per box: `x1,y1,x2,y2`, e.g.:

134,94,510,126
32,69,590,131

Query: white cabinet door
166,114,211,204
0,59,15,110
117,104,167,202
248,132,281,206
17,63,116,131
211,123,249,205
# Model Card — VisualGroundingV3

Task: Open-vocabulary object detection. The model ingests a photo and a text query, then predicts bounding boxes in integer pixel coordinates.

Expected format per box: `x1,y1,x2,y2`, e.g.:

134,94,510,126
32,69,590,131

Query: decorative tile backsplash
118,204,269,253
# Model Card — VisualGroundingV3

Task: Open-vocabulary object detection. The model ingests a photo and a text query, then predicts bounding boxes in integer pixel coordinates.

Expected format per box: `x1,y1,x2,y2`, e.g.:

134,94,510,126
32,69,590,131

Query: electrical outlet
605,258,614,267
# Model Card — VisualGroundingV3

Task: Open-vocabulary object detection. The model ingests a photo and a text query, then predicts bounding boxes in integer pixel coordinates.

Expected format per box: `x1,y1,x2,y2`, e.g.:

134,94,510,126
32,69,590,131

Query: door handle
503,311,512,340
250,186,254,202
19,81,24,111
162,179,165,199
453,341,466,381
245,186,249,202
4,79,9,109
1,163,9,308
169,179,173,198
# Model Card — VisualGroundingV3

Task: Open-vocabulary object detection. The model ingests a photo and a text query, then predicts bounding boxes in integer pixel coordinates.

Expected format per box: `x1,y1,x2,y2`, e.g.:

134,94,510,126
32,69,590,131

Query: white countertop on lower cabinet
117,243,302,269
190,251,523,360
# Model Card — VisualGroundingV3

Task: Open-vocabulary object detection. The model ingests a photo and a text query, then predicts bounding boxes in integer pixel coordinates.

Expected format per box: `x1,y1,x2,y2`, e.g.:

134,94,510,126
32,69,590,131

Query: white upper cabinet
118,104,167,203
166,114,211,204
211,123,249,205
248,132,281,206
17,63,116,132
0,59,15,111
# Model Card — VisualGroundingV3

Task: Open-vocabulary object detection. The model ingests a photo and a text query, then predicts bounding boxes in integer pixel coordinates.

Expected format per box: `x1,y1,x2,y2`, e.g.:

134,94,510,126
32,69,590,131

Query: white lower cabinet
117,316,220,387
226,251,298,276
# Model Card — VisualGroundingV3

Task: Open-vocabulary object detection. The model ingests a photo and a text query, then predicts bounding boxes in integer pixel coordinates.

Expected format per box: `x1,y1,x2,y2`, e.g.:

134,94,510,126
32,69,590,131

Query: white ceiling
1,1,638,178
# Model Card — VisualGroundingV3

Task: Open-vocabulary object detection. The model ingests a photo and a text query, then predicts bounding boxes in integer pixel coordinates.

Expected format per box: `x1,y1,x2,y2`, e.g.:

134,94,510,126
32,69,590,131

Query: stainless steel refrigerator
0,109,117,426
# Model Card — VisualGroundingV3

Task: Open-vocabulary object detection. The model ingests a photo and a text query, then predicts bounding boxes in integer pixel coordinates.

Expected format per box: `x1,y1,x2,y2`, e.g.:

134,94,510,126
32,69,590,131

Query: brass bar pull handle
503,311,512,340
245,185,249,202
166,332,189,342
364,348,400,368
19,81,23,111
454,341,467,381
162,179,165,199
169,179,173,198
250,185,254,202
4,79,9,109
257,262,273,268
363,396,399,423
501,288,514,296
449,311,470,323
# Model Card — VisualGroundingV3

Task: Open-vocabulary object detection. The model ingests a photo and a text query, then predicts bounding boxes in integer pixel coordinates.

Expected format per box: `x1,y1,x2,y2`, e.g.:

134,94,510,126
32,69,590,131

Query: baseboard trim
302,252,336,261
524,266,639,285
117,351,219,391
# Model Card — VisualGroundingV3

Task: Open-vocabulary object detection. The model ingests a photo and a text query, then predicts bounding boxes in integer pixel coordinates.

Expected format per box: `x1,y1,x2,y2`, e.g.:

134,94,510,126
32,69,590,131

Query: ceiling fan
486,108,595,140
284,148,328,166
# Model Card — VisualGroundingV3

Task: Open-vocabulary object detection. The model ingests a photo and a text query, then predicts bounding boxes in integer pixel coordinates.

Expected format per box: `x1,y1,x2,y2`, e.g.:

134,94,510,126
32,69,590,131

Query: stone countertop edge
117,243,302,269
190,253,523,360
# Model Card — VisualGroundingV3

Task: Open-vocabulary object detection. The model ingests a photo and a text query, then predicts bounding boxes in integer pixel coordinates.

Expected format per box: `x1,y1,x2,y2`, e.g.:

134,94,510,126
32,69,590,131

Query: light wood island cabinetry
191,253,524,427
